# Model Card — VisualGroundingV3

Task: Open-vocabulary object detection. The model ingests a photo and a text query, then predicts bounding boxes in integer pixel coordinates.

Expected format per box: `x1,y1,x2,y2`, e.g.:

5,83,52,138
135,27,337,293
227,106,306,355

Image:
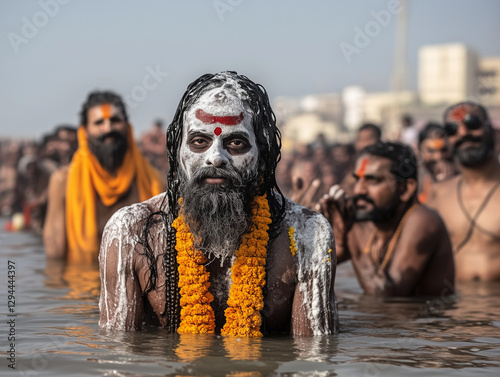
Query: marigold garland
172,194,271,337
288,227,297,256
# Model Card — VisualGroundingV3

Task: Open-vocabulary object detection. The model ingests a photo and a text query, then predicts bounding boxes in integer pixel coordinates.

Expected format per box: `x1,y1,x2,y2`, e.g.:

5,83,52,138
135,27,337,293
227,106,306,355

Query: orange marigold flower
176,194,270,337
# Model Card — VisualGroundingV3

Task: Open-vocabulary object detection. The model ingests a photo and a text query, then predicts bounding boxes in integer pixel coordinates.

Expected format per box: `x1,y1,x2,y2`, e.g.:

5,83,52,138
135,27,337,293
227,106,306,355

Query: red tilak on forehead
448,106,468,121
357,158,369,178
195,109,244,125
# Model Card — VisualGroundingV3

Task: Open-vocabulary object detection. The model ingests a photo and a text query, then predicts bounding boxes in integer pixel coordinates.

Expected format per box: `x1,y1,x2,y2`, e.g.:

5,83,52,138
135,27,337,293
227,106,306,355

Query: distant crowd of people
0,116,168,236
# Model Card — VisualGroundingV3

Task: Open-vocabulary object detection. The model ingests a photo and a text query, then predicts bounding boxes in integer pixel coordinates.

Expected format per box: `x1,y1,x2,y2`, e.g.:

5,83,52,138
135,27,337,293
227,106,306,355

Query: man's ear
399,178,418,202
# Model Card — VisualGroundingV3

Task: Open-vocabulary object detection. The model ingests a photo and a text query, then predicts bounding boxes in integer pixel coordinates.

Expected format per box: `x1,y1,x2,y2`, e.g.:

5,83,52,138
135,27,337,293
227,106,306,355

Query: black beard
178,166,259,263
453,132,494,167
353,194,399,223
87,130,128,172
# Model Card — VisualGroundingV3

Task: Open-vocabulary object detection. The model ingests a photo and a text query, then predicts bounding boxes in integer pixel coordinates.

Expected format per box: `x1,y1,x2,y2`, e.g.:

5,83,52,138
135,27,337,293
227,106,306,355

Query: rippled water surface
1,219,499,376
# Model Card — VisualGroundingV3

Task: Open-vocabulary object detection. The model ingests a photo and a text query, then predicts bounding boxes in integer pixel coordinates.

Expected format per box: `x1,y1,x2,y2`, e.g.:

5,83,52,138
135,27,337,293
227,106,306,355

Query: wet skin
317,155,455,296
99,87,338,335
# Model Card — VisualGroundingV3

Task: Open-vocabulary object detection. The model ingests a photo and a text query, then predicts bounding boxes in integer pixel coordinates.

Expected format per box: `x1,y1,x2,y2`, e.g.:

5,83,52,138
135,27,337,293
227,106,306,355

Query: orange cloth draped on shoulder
65,124,164,263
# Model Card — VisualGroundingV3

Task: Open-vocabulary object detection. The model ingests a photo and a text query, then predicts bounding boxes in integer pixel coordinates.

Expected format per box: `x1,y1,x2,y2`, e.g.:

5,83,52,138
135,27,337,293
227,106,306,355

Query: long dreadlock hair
140,71,286,332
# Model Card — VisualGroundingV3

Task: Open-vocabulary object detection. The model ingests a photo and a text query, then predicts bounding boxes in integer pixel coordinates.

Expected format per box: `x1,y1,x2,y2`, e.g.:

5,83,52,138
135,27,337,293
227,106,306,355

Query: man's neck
372,201,415,242
460,155,500,185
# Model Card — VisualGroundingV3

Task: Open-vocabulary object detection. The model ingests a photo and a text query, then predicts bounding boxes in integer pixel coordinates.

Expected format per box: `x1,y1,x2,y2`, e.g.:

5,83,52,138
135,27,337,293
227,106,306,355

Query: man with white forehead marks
99,71,338,336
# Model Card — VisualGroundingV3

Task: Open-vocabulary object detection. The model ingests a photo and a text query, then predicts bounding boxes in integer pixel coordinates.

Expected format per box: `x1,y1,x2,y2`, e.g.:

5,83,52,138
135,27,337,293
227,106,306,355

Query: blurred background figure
43,91,164,263
2,126,78,233
0,140,22,217
399,114,418,151
140,119,168,181
355,123,382,153
417,122,457,203
340,123,383,196
428,102,500,281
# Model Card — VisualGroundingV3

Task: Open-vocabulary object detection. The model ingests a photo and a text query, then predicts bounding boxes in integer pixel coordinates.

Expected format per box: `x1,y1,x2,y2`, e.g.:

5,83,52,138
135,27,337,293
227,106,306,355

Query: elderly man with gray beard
98,72,338,336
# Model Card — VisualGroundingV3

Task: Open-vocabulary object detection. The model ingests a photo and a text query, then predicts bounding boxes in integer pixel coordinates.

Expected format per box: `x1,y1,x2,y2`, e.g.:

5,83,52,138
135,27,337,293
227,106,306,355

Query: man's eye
228,139,247,148
190,138,210,148
367,177,382,184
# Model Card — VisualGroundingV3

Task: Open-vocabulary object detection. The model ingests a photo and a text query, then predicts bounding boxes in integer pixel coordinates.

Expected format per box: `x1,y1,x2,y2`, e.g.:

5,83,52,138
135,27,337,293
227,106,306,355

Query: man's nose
205,141,229,168
434,150,445,160
101,118,114,133
456,121,471,137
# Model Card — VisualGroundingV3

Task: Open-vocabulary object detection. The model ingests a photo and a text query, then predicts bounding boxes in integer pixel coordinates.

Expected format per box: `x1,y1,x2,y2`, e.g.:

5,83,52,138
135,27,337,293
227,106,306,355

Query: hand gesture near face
315,185,355,240
290,176,322,209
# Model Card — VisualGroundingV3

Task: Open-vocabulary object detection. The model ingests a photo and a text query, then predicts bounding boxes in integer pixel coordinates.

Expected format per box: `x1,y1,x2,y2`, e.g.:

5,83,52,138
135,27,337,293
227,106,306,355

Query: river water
1,218,499,377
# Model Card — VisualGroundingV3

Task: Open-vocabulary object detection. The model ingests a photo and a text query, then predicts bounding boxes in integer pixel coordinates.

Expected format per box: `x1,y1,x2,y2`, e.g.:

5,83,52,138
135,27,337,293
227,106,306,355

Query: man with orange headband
317,142,455,296
417,122,457,203
98,72,338,336
43,91,164,263
428,101,500,281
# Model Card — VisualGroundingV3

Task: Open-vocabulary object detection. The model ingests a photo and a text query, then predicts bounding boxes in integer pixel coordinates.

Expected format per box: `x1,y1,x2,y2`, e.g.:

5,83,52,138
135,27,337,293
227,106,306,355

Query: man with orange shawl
43,91,164,263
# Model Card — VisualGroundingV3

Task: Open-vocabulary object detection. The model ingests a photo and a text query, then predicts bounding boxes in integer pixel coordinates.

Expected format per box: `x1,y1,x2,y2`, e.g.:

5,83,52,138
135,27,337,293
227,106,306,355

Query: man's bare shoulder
427,174,460,210
49,165,69,186
284,198,333,237
430,174,460,198
281,197,337,335
101,193,168,249
405,204,447,238
282,197,334,264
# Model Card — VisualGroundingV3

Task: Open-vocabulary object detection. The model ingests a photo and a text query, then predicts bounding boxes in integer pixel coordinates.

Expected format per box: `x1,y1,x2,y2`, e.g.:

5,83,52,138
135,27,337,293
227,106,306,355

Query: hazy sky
1,0,499,138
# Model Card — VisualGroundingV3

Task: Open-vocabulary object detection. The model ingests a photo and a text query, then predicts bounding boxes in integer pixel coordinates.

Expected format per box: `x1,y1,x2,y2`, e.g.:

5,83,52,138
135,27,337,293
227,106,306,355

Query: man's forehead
89,103,121,117
446,104,483,121
192,87,246,114
184,87,254,135
422,137,446,150
356,155,392,172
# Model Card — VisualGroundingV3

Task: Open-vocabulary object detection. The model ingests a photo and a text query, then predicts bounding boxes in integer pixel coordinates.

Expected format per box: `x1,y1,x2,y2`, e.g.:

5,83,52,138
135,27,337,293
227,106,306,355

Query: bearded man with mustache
98,72,338,336
316,141,455,297
43,91,164,263
428,101,500,282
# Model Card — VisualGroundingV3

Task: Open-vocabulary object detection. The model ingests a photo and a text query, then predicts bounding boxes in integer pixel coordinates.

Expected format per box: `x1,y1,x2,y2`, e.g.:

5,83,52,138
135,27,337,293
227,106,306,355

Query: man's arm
290,211,338,335
360,206,452,296
99,208,144,331
43,167,68,258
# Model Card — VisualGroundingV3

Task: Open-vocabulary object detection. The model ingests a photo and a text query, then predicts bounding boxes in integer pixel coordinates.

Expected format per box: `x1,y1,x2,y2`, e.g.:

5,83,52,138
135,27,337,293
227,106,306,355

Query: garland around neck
172,194,272,336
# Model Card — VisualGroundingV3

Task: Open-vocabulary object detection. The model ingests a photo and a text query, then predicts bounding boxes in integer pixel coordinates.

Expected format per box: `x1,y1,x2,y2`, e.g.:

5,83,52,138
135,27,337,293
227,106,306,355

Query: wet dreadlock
139,71,285,332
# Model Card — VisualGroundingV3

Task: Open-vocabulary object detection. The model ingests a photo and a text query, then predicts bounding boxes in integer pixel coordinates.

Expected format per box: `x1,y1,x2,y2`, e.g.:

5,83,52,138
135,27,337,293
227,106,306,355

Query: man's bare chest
141,244,298,333
441,190,500,249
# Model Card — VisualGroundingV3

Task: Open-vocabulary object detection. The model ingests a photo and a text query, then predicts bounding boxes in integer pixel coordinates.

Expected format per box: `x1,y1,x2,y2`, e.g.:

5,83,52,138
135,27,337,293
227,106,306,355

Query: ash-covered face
179,87,259,183
177,86,261,262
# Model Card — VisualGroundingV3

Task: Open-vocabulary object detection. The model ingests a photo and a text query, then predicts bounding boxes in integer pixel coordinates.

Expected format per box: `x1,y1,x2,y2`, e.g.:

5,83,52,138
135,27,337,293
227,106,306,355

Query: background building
276,43,500,145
